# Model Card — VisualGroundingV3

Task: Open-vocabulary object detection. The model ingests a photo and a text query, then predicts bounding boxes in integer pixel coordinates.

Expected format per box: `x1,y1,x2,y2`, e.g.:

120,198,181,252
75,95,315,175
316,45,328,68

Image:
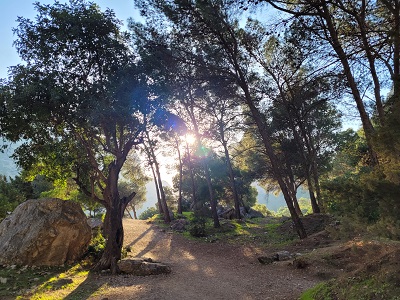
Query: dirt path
91,219,320,300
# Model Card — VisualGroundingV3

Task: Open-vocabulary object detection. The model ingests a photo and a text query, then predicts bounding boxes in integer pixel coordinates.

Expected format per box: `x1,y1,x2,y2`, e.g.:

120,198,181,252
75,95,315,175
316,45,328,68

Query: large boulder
0,198,91,266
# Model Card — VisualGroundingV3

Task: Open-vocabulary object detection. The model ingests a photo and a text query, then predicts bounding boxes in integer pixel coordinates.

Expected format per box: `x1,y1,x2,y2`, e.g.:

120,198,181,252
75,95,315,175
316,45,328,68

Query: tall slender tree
134,0,307,237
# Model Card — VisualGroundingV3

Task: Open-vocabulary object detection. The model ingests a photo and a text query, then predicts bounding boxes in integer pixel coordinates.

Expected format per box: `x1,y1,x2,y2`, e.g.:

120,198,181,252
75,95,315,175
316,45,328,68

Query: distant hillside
253,183,309,212
0,141,20,178
136,181,309,216
0,141,307,215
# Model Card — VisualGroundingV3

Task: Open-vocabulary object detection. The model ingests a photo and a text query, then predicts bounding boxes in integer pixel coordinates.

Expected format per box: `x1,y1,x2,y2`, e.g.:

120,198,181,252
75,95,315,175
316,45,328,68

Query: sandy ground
87,219,321,300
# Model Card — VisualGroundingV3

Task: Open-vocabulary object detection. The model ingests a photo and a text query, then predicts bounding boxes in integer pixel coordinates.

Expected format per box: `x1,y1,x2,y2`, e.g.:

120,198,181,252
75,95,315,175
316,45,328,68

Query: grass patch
301,275,400,300
300,282,332,300
0,265,68,299
0,263,99,300
167,214,295,247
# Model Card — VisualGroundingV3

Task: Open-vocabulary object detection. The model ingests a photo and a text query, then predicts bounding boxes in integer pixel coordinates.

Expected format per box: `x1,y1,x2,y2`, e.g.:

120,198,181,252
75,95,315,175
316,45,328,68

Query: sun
185,133,196,145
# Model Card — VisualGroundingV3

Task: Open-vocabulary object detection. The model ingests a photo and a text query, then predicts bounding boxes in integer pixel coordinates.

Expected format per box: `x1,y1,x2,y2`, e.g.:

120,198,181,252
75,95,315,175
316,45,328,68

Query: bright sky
0,0,142,80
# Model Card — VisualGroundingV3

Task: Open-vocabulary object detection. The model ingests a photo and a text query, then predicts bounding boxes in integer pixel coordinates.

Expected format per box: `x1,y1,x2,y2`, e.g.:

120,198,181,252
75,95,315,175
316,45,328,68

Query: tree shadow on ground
62,271,101,300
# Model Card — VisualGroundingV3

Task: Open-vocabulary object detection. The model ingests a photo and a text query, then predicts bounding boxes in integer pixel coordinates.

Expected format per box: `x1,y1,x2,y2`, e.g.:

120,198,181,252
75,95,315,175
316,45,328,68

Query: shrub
189,214,207,237
251,203,274,216
139,207,159,220
85,229,105,260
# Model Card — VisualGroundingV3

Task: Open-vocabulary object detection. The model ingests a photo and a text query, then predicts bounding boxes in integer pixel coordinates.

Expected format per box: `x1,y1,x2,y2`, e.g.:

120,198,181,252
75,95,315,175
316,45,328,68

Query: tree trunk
240,83,307,238
93,164,124,274
222,140,241,219
204,159,220,228
154,158,171,223
132,205,137,219
177,138,183,215
144,130,171,223
186,140,198,210
307,174,320,214
293,196,303,216
127,208,135,219
319,3,378,165
150,163,163,214
95,203,124,274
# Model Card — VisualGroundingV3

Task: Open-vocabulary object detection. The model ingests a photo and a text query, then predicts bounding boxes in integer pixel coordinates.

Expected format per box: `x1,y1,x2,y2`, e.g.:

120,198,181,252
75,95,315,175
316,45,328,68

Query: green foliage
85,229,105,260
301,276,400,300
323,168,400,239
323,127,400,239
188,215,207,237
120,151,150,214
251,203,274,216
139,206,159,220
275,197,313,217
31,175,53,198
175,149,257,212
300,282,332,300
0,264,69,299
0,175,31,219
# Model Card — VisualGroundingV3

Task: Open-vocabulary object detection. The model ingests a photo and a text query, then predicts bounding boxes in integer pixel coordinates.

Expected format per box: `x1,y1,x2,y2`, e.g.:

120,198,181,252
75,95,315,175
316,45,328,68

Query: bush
322,168,400,240
85,229,105,260
251,203,274,216
188,212,207,237
139,207,159,220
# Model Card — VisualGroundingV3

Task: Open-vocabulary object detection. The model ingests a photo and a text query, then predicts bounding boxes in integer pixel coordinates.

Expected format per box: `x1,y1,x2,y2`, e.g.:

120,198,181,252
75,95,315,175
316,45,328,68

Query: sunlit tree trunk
203,158,220,228
186,140,198,209
150,163,163,214
177,138,184,214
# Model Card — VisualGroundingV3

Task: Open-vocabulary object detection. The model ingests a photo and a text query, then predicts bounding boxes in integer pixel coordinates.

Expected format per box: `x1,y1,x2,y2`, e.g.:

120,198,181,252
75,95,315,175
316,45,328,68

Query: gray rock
277,250,292,261
170,219,189,232
118,258,171,276
258,255,278,264
239,207,247,218
245,208,265,219
219,208,235,219
0,198,91,266
87,218,103,230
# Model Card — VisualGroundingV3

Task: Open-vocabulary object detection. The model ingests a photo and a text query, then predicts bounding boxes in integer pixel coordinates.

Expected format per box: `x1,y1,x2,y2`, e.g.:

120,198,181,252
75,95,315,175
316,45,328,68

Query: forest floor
1,215,400,299
86,218,323,300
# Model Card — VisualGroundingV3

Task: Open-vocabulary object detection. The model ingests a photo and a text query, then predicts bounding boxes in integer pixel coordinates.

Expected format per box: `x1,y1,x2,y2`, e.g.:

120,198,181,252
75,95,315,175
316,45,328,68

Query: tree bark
222,139,241,219
177,138,184,215
150,163,163,214
204,159,220,228
154,158,171,222
240,83,307,238
318,3,378,165
186,141,198,210
93,163,124,274
133,205,138,219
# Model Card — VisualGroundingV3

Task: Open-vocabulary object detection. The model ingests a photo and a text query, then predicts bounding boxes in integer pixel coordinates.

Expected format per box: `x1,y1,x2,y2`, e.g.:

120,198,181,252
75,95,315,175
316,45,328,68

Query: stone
0,198,91,266
87,218,103,230
245,208,265,219
0,277,7,284
239,207,247,218
258,255,278,264
277,251,292,261
170,219,189,232
118,258,171,276
219,208,235,219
